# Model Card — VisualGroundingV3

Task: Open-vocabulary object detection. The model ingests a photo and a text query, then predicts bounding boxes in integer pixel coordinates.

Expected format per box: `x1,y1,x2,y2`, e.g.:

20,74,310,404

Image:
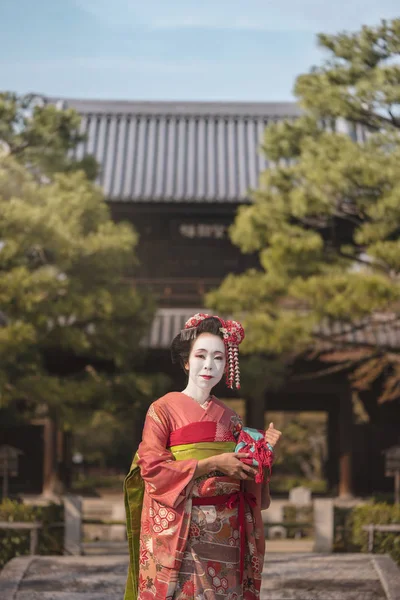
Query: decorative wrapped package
235,427,274,483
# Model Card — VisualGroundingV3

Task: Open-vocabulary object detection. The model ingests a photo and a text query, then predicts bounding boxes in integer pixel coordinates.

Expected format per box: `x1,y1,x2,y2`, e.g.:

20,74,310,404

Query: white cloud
73,0,400,32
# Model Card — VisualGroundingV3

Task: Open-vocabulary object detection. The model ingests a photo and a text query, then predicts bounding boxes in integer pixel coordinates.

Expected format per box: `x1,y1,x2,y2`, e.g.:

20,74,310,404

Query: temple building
47,97,399,497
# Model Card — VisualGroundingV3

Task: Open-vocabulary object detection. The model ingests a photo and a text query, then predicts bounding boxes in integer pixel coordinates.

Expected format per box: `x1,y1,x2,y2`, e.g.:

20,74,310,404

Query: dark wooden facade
0,419,71,496
111,201,259,306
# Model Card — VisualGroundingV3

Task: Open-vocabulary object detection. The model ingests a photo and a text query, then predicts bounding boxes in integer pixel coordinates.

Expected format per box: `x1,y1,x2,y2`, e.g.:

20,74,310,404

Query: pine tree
208,19,400,411
0,94,164,429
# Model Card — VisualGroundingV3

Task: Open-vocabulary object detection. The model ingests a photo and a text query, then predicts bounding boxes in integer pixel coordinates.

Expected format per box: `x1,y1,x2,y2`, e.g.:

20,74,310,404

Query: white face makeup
182,333,226,404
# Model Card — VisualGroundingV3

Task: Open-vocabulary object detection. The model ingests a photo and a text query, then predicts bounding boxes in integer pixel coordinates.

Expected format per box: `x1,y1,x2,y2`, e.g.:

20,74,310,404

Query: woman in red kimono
124,314,281,600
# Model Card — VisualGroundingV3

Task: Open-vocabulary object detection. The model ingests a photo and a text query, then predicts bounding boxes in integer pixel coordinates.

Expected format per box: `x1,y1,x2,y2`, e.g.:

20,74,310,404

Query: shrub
269,476,327,494
352,503,400,565
333,506,358,553
283,504,314,538
334,502,400,565
0,499,64,570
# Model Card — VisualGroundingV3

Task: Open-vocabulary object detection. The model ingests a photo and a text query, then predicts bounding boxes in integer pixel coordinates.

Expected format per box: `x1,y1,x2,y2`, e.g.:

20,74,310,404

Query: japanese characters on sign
179,223,227,239
384,446,400,476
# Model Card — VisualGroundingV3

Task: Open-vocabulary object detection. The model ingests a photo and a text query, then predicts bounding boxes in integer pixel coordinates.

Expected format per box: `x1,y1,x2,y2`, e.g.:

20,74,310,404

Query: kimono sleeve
136,401,198,509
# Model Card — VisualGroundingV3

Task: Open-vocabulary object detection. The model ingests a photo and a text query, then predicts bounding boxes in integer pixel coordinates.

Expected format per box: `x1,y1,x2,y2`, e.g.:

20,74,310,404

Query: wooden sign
0,445,23,477
0,445,23,498
384,446,400,476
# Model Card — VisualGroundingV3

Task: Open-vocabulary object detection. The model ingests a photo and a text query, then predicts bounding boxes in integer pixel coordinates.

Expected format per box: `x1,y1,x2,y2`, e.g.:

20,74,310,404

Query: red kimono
132,392,265,599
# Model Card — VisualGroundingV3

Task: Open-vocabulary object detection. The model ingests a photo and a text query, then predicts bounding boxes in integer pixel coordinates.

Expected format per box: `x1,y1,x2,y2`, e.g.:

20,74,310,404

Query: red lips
201,375,213,380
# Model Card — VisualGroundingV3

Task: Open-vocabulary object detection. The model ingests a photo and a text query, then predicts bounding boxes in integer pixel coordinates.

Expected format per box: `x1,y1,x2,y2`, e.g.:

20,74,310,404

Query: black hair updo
170,316,225,374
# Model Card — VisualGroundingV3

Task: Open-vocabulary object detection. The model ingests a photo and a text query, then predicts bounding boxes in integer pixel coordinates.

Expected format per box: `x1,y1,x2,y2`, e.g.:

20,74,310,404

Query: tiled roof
143,308,400,351
48,98,302,203
316,315,400,352
141,307,201,348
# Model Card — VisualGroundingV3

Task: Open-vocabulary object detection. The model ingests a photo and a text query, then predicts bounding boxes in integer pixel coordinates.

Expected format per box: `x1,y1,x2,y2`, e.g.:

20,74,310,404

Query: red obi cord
192,491,257,584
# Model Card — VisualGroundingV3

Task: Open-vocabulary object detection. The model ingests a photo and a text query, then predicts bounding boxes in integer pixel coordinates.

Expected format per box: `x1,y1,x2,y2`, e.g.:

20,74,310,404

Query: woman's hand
264,422,282,450
215,452,258,480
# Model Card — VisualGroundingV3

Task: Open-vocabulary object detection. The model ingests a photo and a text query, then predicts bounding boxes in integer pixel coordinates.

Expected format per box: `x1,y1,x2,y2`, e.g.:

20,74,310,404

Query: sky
1,0,399,102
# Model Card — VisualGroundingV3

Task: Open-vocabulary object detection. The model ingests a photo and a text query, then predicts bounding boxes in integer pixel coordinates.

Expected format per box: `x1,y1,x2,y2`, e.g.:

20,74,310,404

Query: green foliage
295,20,400,128
239,355,286,398
334,505,358,553
71,473,125,495
0,93,98,179
0,94,158,426
283,504,314,538
0,499,64,569
283,504,312,521
207,19,400,406
269,476,327,494
267,412,327,482
72,374,169,470
335,503,400,565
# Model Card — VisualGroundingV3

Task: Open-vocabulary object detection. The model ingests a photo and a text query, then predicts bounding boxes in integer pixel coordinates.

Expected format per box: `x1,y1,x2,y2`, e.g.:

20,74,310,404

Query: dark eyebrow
195,348,224,354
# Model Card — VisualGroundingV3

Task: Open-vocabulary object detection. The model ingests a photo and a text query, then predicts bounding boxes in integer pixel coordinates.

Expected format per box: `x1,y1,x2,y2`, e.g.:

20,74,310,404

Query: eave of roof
48,97,302,118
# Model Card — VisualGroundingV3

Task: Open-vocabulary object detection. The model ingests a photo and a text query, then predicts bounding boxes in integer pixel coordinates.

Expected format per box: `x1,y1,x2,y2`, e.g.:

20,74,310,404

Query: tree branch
355,107,400,131
291,359,355,380
291,352,381,381
9,141,31,155
337,250,390,273
312,331,400,353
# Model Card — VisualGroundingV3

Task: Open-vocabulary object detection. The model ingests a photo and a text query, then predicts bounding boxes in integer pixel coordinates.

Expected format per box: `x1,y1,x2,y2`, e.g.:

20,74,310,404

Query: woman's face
185,333,226,392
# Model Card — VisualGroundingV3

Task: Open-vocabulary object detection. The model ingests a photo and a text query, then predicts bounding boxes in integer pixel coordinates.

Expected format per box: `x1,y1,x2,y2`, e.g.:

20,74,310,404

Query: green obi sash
123,441,235,600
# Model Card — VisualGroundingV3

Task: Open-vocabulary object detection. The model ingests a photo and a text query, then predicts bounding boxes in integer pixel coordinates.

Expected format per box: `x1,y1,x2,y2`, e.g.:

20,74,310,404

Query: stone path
0,553,399,600
261,553,399,600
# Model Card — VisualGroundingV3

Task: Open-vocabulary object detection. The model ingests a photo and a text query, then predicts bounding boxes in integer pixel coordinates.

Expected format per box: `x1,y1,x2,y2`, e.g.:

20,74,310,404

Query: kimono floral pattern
133,392,265,600
172,477,263,599
149,505,176,533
